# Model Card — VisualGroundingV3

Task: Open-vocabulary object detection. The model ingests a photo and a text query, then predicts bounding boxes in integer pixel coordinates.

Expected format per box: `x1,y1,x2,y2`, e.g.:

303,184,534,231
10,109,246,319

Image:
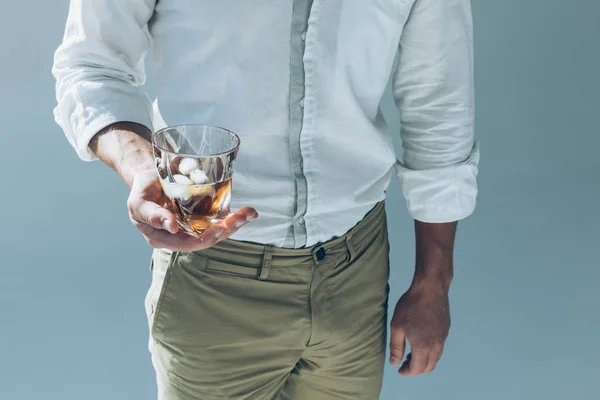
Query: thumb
390,326,406,366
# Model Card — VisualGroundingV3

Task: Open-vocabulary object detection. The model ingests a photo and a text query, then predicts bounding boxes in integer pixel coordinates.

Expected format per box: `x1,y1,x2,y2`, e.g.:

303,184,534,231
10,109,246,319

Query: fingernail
162,219,171,231
214,228,224,239
247,214,257,222
390,357,400,365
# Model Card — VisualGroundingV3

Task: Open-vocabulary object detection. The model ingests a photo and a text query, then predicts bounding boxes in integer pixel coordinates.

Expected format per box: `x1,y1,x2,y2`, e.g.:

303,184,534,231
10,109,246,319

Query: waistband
193,201,387,269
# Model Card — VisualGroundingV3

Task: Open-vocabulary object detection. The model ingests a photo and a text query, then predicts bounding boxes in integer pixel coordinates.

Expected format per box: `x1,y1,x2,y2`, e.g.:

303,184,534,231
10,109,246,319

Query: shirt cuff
54,80,154,162
395,141,480,223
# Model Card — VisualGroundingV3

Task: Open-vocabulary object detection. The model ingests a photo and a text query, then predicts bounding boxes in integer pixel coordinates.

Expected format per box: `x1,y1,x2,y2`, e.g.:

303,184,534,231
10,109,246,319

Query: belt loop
258,247,273,280
311,247,319,264
345,231,355,264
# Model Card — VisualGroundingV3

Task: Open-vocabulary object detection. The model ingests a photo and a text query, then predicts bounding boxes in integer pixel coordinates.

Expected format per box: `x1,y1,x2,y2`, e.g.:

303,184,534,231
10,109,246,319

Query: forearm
89,122,154,187
412,220,456,292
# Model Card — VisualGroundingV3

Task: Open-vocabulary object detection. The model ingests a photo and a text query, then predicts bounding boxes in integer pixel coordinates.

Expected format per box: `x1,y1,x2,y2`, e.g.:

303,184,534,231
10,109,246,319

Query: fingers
131,223,221,252
128,198,179,234
144,229,198,251
185,223,227,251
129,169,259,251
222,207,258,230
132,206,259,252
193,208,259,248
423,344,444,373
399,348,430,377
396,342,445,376
150,210,257,252
128,171,179,234
141,228,216,252
389,327,406,366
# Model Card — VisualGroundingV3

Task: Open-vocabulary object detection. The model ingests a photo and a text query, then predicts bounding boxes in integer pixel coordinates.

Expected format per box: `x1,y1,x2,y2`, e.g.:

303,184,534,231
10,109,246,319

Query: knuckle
412,337,437,351
411,345,429,354
390,318,403,329
127,198,140,214
390,345,405,353
148,213,162,227
232,212,247,224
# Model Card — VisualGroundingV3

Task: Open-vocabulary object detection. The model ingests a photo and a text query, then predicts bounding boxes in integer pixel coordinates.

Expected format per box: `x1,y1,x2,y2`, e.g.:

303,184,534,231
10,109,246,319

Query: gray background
1,1,598,399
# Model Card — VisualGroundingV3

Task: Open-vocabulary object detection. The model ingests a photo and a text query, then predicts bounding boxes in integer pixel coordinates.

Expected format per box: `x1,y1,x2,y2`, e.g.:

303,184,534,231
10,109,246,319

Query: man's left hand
389,282,451,376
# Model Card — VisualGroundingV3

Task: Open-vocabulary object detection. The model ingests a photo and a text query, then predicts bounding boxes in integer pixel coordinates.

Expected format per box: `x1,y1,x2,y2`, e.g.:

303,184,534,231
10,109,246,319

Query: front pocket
149,250,180,340
186,250,261,279
205,258,260,278
149,251,262,347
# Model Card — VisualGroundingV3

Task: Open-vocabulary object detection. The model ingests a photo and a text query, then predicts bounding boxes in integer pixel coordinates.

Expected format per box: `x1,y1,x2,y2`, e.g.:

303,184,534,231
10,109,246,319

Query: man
53,0,478,398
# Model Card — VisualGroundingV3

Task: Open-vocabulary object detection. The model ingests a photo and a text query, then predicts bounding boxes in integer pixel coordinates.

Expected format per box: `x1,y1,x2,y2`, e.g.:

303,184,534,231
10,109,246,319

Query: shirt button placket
289,0,313,248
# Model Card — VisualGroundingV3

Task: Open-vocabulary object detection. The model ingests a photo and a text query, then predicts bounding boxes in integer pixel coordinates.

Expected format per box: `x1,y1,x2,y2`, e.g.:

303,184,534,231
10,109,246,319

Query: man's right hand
127,169,258,252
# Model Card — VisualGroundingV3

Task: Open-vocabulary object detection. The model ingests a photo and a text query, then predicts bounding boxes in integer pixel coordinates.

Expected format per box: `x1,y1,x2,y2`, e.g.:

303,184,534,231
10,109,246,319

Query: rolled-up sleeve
393,0,479,223
52,0,156,161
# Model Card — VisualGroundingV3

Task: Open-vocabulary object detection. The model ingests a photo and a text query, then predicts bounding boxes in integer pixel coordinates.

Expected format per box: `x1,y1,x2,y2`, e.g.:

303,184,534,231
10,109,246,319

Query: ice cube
190,184,215,198
173,174,193,185
162,181,192,201
178,158,198,175
189,169,209,184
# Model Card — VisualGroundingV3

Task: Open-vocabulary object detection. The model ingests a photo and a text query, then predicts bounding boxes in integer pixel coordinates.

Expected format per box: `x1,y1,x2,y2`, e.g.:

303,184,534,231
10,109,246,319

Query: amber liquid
162,178,232,235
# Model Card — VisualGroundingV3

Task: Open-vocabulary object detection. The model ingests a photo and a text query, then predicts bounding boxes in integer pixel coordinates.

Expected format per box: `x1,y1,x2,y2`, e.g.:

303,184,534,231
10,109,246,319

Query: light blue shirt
53,0,479,248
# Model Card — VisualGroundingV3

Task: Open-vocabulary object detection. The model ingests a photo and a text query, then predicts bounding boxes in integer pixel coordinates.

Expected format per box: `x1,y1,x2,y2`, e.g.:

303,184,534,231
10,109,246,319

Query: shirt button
300,99,305,108
316,248,326,261
301,31,307,44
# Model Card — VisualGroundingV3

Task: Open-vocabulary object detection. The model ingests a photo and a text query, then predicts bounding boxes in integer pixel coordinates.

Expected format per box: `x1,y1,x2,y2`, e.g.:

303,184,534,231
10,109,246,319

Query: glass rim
151,124,241,158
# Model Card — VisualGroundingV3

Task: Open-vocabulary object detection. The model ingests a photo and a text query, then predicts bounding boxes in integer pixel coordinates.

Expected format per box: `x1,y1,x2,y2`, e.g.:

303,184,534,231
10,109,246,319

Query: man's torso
147,0,415,247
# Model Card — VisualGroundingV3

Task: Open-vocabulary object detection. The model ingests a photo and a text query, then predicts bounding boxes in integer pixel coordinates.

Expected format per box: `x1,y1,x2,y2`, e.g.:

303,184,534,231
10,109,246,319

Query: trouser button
316,247,326,261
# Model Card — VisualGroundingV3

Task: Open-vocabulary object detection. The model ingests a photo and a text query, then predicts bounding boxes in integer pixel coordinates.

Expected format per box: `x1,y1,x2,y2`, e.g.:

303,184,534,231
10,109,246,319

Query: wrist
411,267,453,293
413,248,454,289
118,159,155,187
412,220,456,293
89,122,154,186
